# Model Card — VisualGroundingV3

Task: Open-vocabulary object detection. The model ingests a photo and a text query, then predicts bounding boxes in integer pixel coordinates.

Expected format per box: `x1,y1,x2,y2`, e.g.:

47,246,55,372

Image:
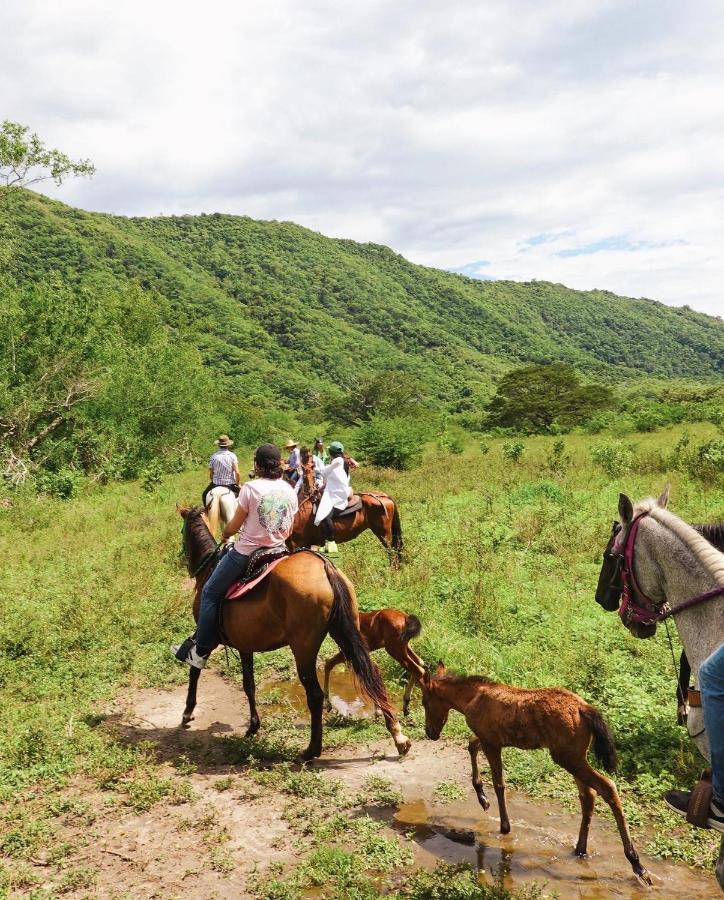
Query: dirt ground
29,671,721,900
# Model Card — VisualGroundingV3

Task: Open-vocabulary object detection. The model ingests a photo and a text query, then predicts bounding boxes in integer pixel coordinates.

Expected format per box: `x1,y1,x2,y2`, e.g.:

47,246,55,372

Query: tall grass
0,424,721,841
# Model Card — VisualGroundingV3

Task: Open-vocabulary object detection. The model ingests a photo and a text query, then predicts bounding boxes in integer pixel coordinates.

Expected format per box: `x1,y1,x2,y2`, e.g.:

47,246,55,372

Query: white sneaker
325,541,339,556
171,639,208,670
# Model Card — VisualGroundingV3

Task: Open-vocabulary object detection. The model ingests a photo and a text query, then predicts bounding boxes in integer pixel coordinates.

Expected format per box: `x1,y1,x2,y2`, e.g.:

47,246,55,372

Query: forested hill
3,189,723,414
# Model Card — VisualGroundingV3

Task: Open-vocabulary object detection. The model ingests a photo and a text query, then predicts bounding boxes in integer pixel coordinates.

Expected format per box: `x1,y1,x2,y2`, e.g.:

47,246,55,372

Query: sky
2,0,724,318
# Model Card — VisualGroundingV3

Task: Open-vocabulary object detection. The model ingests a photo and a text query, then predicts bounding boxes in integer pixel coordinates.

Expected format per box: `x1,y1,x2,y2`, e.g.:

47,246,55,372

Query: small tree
0,120,95,192
324,371,428,426
486,363,613,433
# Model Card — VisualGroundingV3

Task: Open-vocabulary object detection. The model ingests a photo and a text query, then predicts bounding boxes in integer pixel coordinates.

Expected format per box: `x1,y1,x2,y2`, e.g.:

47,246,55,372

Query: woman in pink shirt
173,444,298,669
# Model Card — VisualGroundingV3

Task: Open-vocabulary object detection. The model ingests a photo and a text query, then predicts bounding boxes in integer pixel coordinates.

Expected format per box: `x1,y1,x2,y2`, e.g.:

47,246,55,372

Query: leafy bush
438,430,465,455
501,441,525,464
544,440,570,478
35,467,83,500
590,441,636,478
356,415,430,469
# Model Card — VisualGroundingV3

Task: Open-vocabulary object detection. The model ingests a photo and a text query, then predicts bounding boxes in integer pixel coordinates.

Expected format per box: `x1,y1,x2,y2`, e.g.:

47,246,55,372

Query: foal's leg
240,652,260,738
561,757,651,884
573,777,595,856
323,650,345,711
182,667,201,727
468,737,490,810
402,672,419,717
482,743,510,833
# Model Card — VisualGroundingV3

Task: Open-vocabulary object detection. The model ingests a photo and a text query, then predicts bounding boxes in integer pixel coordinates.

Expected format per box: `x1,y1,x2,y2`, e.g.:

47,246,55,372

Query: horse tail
581,705,617,773
323,559,395,720
400,614,421,645
207,492,220,536
391,502,404,561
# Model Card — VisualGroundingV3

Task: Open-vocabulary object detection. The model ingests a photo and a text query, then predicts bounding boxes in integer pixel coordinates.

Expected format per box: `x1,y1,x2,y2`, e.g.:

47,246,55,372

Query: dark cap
254,443,281,465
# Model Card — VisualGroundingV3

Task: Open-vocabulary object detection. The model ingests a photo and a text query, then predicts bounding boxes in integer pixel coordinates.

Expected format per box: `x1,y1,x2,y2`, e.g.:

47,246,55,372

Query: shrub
438,431,465,455
356,415,430,470
544,439,570,478
590,441,636,479
501,441,525,464
35,467,83,500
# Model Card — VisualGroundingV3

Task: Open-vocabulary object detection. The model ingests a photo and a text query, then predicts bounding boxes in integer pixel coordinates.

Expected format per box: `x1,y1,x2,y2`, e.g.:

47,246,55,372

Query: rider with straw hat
202,434,240,507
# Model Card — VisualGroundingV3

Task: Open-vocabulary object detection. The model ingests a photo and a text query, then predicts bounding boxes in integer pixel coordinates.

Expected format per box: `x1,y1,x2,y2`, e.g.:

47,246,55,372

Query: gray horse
603,487,724,890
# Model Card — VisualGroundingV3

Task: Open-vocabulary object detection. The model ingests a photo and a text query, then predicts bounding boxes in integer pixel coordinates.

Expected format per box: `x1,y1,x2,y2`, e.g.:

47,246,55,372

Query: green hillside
4,189,722,414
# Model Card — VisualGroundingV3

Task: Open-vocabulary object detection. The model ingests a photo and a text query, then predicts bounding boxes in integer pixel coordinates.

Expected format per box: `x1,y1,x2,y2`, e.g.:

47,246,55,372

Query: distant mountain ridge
3,189,722,413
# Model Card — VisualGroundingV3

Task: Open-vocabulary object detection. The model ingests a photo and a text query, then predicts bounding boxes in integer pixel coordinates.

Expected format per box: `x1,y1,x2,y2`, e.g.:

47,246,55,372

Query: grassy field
0,423,722,896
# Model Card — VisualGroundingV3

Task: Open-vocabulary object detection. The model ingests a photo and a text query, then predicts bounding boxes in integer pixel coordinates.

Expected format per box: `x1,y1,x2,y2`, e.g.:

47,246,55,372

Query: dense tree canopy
486,363,614,433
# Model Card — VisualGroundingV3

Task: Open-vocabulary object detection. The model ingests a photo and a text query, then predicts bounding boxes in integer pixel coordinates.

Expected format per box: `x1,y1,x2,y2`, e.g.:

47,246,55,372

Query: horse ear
177,503,190,518
422,667,432,688
435,660,446,676
618,493,633,524
657,485,670,508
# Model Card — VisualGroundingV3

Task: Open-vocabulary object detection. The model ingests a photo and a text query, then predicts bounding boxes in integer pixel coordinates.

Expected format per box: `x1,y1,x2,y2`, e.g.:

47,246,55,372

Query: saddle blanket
224,547,289,601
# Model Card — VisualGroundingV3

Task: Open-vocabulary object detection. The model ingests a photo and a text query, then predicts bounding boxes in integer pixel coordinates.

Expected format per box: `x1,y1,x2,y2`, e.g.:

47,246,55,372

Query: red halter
615,511,724,627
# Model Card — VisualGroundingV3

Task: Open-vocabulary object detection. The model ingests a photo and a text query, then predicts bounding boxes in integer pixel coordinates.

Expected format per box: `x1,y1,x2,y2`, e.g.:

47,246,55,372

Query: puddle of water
393,797,719,899
264,667,374,719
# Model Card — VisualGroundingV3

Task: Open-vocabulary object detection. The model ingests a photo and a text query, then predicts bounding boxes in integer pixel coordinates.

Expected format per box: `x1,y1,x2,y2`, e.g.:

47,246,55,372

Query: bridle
612,511,724,627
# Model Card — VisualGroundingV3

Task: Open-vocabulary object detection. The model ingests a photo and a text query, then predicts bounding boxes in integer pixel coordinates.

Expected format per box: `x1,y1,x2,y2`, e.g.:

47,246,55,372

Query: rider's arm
232,460,241,485
208,466,214,482
222,506,247,541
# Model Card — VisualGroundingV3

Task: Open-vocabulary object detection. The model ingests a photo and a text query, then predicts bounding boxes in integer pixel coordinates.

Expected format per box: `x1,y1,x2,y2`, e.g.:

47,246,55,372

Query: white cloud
2,0,724,317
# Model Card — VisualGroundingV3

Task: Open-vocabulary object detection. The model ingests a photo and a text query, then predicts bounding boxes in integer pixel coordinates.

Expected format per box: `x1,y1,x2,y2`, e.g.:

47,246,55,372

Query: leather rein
613,511,724,626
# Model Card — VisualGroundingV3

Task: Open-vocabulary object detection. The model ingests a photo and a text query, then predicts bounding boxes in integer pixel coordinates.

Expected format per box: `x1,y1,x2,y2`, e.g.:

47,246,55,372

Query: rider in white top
314,441,352,555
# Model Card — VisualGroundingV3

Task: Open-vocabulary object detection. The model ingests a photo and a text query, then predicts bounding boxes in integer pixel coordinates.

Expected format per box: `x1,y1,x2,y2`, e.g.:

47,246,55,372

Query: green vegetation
1,188,722,485
485,363,613,433
0,424,722,895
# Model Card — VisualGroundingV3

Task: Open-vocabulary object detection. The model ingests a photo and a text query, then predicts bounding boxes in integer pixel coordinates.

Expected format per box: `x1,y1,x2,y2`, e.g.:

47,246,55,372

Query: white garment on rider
314,457,351,525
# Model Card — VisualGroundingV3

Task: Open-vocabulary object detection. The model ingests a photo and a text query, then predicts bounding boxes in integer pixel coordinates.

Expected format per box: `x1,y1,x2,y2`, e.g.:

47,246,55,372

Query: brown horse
323,609,425,716
420,662,651,885
288,491,404,566
179,507,410,760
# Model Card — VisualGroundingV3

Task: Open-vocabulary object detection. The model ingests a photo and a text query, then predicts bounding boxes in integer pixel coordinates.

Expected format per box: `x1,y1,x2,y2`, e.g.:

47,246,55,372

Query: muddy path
47,669,719,899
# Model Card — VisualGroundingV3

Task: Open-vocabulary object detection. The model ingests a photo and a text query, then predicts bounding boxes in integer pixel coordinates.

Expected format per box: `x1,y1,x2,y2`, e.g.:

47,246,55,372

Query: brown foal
323,608,425,715
421,663,651,885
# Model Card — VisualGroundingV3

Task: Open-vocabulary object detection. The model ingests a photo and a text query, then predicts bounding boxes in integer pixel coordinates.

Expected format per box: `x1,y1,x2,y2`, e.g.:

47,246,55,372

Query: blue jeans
700,642,724,802
195,547,249,656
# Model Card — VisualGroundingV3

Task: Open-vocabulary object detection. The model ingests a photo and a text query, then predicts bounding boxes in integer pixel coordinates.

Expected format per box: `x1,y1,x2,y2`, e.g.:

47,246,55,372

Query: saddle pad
333,495,363,518
224,549,289,601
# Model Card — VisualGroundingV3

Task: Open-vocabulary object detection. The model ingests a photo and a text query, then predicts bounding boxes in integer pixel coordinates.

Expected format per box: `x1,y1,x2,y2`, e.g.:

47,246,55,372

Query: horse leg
573,777,595,856
323,651,344,712
293,652,325,761
402,672,418,717
468,736,490,810
482,743,510,833
240,652,260,737
561,758,651,884
182,667,200,727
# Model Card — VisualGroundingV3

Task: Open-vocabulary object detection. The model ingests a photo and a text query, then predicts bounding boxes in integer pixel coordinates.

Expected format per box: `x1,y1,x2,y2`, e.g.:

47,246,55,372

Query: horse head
420,661,450,740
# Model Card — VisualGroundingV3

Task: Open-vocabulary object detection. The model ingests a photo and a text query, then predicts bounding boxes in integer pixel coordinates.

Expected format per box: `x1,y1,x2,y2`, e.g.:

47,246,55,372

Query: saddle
312,494,362,519
224,546,290,601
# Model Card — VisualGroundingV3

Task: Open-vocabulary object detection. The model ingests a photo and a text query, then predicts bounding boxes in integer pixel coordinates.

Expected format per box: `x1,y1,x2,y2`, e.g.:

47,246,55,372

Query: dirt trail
50,670,719,899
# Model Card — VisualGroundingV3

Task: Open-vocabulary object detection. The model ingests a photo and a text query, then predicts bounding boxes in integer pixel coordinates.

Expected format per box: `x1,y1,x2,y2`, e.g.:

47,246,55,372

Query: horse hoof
500,822,511,835
574,847,588,858
478,796,490,811
245,723,260,738
181,713,194,728
324,702,332,713
635,868,653,887
395,738,412,757
297,747,322,763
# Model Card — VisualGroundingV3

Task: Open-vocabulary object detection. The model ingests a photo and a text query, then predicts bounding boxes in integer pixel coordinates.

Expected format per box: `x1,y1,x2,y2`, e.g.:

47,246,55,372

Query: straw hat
284,439,298,450
215,434,234,448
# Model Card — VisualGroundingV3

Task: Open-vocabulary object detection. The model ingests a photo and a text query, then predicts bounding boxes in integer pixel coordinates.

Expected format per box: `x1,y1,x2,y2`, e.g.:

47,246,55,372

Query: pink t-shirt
233,478,299,556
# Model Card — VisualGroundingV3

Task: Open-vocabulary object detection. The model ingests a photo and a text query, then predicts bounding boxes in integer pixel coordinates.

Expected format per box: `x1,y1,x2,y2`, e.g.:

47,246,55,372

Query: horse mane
184,507,217,567
635,499,724,585
695,522,724,553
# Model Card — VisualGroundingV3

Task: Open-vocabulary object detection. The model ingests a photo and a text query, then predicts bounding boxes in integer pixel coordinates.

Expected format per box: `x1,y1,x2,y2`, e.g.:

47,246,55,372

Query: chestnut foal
323,608,425,715
421,663,651,886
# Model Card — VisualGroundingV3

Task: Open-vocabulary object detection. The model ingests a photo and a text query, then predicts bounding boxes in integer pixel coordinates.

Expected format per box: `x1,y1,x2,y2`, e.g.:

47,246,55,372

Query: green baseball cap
328,441,345,454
